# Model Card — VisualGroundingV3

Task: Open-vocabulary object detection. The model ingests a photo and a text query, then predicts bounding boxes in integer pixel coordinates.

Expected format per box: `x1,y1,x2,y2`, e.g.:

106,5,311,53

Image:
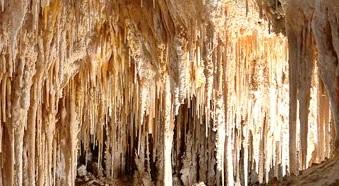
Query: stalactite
163,75,173,186
174,27,188,114
1,0,4,12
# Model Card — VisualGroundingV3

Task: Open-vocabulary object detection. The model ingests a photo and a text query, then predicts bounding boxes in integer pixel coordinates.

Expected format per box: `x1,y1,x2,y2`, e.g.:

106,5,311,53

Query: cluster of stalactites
0,0,336,186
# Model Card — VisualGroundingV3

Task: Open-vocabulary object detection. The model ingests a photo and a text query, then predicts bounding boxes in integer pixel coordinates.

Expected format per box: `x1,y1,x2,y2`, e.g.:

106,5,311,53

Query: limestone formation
0,0,338,185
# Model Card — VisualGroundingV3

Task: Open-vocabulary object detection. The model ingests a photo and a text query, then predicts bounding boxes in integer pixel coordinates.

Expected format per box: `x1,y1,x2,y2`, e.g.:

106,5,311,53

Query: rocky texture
268,156,339,186
0,0,338,185
283,0,339,177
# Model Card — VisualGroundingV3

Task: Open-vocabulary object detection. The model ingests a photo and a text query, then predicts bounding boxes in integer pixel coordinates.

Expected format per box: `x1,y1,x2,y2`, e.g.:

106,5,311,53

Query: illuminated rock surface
0,0,338,185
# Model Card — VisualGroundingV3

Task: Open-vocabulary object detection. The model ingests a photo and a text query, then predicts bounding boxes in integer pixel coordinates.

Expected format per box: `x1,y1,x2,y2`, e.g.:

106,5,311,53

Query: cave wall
284,0,339,176
0,0,337,185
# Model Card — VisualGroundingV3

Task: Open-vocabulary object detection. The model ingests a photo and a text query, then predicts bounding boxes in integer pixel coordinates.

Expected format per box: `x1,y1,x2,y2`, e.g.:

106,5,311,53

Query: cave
1,0,339,185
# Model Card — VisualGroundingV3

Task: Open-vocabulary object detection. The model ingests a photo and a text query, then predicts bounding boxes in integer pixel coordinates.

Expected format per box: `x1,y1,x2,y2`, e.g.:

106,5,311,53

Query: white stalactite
163,75,173,186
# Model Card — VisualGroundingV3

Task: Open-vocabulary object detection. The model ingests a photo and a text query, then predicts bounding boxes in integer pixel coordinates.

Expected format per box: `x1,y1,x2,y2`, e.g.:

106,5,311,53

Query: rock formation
0,0,338,185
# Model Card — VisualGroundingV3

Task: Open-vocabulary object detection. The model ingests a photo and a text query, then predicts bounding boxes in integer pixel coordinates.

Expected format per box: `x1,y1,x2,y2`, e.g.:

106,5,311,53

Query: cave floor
74,156,339,186
75,176,133,186
272,156,339,186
